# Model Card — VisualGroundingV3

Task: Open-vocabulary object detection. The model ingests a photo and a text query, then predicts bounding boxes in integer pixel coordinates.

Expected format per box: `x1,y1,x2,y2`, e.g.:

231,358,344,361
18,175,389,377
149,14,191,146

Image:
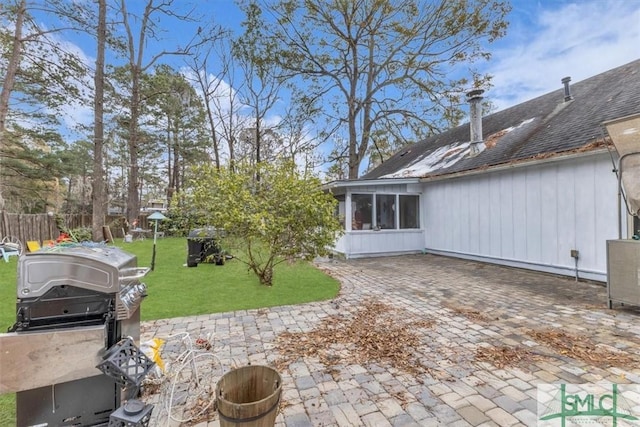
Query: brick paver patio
141,254,640,426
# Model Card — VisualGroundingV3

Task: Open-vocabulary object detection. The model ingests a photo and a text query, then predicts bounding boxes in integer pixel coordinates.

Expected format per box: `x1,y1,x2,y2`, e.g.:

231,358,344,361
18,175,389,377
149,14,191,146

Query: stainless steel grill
1,245,150,427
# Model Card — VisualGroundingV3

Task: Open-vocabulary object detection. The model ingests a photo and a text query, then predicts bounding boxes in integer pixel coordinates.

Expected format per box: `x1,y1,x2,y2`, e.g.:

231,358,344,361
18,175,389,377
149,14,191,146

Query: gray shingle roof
361,59,640,180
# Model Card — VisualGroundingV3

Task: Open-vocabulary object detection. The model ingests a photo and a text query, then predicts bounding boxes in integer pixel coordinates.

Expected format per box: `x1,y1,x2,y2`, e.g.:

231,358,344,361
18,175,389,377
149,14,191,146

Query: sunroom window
349,193,420,230
399,195,420,229
376,194,396,229
335,195,345,228
351,194,373,230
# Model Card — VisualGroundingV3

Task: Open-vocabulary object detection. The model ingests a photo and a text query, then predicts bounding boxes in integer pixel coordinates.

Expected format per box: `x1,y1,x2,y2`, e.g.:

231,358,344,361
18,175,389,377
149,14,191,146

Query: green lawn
132,237,339,320
0,237,340,425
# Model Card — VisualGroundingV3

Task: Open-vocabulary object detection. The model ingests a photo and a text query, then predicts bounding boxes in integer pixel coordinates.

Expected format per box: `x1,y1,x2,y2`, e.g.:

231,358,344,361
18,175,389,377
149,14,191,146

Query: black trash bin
186,227,225,267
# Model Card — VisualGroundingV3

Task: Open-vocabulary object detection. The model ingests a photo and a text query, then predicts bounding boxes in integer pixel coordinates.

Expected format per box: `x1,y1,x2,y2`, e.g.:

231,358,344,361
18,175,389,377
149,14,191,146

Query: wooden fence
0,212,154,246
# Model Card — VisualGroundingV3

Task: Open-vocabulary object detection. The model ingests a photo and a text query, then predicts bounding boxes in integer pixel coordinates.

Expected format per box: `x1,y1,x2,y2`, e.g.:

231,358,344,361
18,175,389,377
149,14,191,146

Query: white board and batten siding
423,152,619,282
335,182,425,258
335,229,425,258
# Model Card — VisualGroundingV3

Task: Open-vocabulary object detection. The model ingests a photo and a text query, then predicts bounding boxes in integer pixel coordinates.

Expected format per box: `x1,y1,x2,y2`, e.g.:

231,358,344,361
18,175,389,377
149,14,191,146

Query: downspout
602,127,622,239
618,163,622,240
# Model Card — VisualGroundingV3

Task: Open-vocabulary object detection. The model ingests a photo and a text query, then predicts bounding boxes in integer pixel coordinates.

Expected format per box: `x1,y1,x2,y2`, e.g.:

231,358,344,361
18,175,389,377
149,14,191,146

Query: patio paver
141,254,640,426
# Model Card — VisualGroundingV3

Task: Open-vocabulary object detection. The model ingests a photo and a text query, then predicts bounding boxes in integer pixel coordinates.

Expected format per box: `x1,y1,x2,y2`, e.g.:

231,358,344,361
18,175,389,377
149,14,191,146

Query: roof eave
322,177,421,190
419,147,611,183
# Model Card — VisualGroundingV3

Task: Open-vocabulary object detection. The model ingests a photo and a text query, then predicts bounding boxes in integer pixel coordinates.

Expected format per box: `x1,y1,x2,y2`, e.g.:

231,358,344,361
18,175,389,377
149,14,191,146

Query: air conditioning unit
607,239,640,308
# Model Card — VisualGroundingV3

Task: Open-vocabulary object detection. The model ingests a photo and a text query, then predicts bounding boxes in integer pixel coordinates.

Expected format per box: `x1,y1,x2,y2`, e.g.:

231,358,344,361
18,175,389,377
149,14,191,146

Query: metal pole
151,220,157,271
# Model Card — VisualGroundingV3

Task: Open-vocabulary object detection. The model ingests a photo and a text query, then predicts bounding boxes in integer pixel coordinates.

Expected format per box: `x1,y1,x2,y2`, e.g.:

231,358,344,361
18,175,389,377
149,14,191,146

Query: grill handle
120,267,151,281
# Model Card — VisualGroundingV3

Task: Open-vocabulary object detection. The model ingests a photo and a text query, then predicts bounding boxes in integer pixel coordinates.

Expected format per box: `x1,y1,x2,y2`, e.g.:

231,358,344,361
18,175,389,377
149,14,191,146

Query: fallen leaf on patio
443,303,493,323
274,300,436,376
527,329,638,368
475,345,543,369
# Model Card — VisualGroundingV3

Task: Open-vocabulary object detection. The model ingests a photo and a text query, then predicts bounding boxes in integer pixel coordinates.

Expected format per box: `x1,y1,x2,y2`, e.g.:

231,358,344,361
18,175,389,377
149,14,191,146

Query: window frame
399,194,420,229
348,192,420,231
351,193,374,230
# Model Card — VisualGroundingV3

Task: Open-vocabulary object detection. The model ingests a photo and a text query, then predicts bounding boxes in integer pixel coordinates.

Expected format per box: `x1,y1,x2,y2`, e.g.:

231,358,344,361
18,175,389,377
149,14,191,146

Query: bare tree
276,90,324,173
188,50,222,170
262,0,510,178
118,0,199,223
208,42,248,170
185,26,230,171
234,1,283,177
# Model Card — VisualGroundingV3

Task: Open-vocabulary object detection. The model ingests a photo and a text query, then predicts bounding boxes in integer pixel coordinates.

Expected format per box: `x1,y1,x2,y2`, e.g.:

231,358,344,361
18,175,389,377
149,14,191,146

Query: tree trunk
0,0,26,207
125,62,142,224
92,0,107,241
172,129,180,194
127,121,140,222
347,103,359,179
255,115,261,182
228,135,235,170
166,115,173,202
66,177,73,213
205,100,220,170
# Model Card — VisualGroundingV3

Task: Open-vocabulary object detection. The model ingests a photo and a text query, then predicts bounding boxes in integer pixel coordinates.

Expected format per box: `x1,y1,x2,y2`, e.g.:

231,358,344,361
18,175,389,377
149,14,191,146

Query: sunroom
324,178,425,258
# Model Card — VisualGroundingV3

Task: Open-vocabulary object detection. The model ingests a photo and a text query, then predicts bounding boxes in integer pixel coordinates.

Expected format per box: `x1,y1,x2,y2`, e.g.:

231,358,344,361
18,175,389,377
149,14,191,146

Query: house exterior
325,59,640,282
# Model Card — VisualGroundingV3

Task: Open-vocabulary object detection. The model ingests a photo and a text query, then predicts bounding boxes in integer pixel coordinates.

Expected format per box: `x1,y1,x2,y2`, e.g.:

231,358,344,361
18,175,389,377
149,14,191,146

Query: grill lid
17,245,141,298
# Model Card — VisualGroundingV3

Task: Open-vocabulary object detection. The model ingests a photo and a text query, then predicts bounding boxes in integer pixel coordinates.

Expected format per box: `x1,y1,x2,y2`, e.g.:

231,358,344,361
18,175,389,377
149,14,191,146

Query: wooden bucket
216,365,282,427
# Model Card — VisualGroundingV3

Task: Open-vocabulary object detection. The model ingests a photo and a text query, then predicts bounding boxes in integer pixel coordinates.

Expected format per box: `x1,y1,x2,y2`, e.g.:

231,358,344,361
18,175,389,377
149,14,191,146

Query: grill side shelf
0,324,107,393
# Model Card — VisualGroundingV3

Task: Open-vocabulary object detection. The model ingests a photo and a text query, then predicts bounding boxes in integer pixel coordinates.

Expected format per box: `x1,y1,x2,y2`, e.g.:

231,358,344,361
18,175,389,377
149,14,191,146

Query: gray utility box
607,239,640,308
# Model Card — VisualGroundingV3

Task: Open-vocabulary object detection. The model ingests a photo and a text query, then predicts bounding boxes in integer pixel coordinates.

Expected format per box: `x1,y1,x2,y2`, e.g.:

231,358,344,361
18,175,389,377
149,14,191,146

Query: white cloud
486,0,640,111
52,35,95,133
181,68,239,115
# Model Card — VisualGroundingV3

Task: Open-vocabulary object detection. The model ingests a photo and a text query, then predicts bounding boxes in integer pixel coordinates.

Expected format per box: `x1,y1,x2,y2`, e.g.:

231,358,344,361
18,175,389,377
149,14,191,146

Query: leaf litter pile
475,328,639,370
274,300,435,375
443,303,494,323
276,299,637,382
475,345,543,369
527,329,638,368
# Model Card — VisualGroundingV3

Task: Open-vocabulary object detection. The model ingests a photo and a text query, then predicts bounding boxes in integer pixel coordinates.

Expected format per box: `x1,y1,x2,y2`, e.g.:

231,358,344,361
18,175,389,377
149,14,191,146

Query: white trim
425,248,606,283
344,229,423,235
325,150,610,189
339,249,424,259
323,177,421,190
348,190,422,195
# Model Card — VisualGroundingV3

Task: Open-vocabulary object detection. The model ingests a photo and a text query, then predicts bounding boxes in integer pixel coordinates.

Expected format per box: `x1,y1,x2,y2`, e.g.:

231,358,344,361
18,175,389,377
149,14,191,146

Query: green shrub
190,161,342,286
68,227,92,242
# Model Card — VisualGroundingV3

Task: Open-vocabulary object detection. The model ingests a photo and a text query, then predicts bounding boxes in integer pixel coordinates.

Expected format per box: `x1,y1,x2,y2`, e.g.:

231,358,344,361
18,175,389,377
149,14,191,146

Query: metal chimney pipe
467,89,484,143
561,76,573,102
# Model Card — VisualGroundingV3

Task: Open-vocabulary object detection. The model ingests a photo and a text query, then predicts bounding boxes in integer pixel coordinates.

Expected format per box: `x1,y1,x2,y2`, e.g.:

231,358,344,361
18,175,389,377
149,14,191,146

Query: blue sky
40,0,640,140
146,0,640,108
486,0,640,110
